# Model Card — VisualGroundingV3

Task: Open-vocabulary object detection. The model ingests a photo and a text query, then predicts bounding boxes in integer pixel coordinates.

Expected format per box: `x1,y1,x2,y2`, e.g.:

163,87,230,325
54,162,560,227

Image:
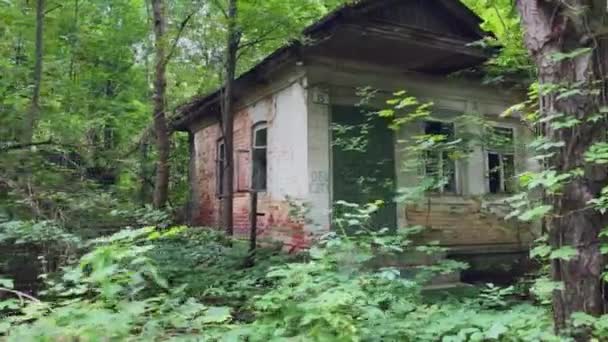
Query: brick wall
405,196,533,248
193,106,311,251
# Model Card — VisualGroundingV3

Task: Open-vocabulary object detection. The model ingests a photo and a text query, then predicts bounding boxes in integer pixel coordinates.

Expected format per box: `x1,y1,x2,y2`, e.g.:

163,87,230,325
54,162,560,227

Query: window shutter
236,149,251,192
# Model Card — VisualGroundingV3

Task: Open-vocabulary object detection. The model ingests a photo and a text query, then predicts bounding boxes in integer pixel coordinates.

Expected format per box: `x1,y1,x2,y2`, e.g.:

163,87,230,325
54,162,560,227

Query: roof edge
172,0,489,132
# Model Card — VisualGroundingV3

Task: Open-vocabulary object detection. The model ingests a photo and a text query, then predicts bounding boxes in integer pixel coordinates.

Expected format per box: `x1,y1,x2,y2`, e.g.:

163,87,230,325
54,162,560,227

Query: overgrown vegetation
3,0,608,340
0,224,569,341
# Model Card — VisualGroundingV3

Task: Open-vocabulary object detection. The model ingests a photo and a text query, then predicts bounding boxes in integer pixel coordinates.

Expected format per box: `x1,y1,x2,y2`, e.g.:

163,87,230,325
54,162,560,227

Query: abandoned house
174,0,538,269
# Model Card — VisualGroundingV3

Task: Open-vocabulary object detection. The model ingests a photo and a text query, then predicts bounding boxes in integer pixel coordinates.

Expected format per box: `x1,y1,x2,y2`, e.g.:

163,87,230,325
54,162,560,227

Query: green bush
0,225,578,341
2,227,235,341
221,233,561,342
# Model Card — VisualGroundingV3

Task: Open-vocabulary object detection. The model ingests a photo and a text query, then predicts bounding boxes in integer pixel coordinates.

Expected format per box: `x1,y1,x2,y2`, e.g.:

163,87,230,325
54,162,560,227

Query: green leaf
200,306,231,324
556,89,582,100
0,277,14,289
571,312,597,327
485,323,508,339
530,244,551,259
586,143,608,164
309,246,325,259
518,205,552,222
0,321,10,334
377,109,394,117
551,117,580,129
550,246,578,260
550,48,592,61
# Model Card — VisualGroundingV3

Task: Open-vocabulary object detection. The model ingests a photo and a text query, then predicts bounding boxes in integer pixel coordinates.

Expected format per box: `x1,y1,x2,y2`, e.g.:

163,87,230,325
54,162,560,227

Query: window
486,126,516,194
216,139,225,197
424,121,457,193
252,123,267,191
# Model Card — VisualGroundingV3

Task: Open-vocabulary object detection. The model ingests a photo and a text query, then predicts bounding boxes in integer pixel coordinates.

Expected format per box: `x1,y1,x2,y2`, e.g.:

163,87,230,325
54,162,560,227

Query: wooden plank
342,23,489,59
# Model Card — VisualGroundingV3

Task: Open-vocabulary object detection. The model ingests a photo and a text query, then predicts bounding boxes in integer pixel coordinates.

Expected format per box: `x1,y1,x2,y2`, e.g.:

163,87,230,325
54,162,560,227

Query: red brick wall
193,119,221,227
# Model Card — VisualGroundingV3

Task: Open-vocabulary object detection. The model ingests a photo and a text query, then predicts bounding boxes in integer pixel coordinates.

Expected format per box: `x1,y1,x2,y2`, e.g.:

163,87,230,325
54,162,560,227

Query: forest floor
1,225,575,341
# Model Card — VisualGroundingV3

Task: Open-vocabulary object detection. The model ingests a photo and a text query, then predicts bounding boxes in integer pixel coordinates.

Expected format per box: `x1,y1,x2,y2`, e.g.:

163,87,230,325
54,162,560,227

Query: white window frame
485,124,517,194
251,122,268,192
422,119,461,195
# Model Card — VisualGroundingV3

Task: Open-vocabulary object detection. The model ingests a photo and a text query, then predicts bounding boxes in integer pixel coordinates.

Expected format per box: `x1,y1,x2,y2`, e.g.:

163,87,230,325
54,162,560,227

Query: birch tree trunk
22,0,44,143
516,0,608,335
151,0,170,209
221,0,239,236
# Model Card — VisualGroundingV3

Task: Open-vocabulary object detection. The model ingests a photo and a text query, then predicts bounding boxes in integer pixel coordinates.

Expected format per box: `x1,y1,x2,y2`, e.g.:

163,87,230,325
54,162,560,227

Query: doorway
331,105,397,231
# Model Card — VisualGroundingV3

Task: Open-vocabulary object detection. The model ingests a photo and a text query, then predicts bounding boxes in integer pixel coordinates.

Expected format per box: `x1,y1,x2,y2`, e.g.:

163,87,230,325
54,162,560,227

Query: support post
245,190,258,267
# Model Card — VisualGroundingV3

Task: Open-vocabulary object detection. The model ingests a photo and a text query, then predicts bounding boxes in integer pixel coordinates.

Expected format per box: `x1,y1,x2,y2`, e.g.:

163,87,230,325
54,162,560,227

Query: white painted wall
266,80,310,201
307,87,332,231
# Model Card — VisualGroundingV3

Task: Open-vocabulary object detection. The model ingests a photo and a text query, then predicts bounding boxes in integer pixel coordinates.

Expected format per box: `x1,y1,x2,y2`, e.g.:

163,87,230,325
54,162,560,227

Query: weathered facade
175,0,538,255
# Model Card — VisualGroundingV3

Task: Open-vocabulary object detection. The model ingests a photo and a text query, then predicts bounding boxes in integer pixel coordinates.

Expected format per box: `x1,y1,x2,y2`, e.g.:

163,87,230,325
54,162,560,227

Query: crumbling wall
191,80,312,251
405,197,533,247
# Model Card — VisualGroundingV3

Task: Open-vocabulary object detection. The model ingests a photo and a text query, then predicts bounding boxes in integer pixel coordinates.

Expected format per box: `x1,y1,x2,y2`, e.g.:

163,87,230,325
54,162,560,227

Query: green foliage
4,0,608,340
477,283,516,310
0,221,568,341
462,0,533,79
0,220,80,246
147,227,289,306
222,231,559,342
3,227,241,341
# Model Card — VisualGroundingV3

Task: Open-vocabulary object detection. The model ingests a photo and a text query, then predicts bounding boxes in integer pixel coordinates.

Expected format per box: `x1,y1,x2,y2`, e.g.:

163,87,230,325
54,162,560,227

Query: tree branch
44,3,62,14
0,140,53,153
209,0,228,19
0,287,42,305
237,35,283,52
164,10,197,67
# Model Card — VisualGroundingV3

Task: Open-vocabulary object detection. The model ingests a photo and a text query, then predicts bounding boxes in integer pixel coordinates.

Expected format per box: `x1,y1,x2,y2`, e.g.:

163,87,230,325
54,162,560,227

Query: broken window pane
442,151,457,192
488,152,501,194
488,152,515,194
425,120,454,138
503,154,515,193
487,126,516,194
424,121,457,193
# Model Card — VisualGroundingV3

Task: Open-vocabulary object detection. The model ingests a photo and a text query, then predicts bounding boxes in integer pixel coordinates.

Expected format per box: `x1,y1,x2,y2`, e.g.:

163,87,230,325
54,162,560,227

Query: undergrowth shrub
148,227,290,307
2,227,237,341
0,224,582,341
0,220,81,293
223,231,561,342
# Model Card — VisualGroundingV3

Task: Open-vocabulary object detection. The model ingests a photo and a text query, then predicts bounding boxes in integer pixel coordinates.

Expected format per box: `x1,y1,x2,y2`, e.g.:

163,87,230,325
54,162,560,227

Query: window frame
485,124,516,195
251,122,268,192
216,138,225,198
422,120,460,195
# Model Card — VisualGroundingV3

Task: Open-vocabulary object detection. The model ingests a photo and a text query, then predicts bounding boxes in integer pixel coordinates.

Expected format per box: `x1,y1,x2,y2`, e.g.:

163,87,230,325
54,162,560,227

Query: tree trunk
68,0,79,81
221,0,239,236
151,0,170,209
516,0,608,335
22,0,44,144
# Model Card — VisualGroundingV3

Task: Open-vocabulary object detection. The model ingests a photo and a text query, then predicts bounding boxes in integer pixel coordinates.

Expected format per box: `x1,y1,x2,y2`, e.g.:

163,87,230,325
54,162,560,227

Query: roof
173,0,489,131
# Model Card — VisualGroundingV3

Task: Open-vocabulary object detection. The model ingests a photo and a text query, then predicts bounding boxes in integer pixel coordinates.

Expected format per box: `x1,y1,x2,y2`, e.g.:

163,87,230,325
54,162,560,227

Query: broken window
424,120,457,193
487,126,515,194
251,123,267,191
216,139,225,197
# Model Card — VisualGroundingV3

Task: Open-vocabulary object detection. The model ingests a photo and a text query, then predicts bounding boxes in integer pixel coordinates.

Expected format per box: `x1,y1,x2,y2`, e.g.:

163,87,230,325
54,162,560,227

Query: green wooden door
332,105,397,231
